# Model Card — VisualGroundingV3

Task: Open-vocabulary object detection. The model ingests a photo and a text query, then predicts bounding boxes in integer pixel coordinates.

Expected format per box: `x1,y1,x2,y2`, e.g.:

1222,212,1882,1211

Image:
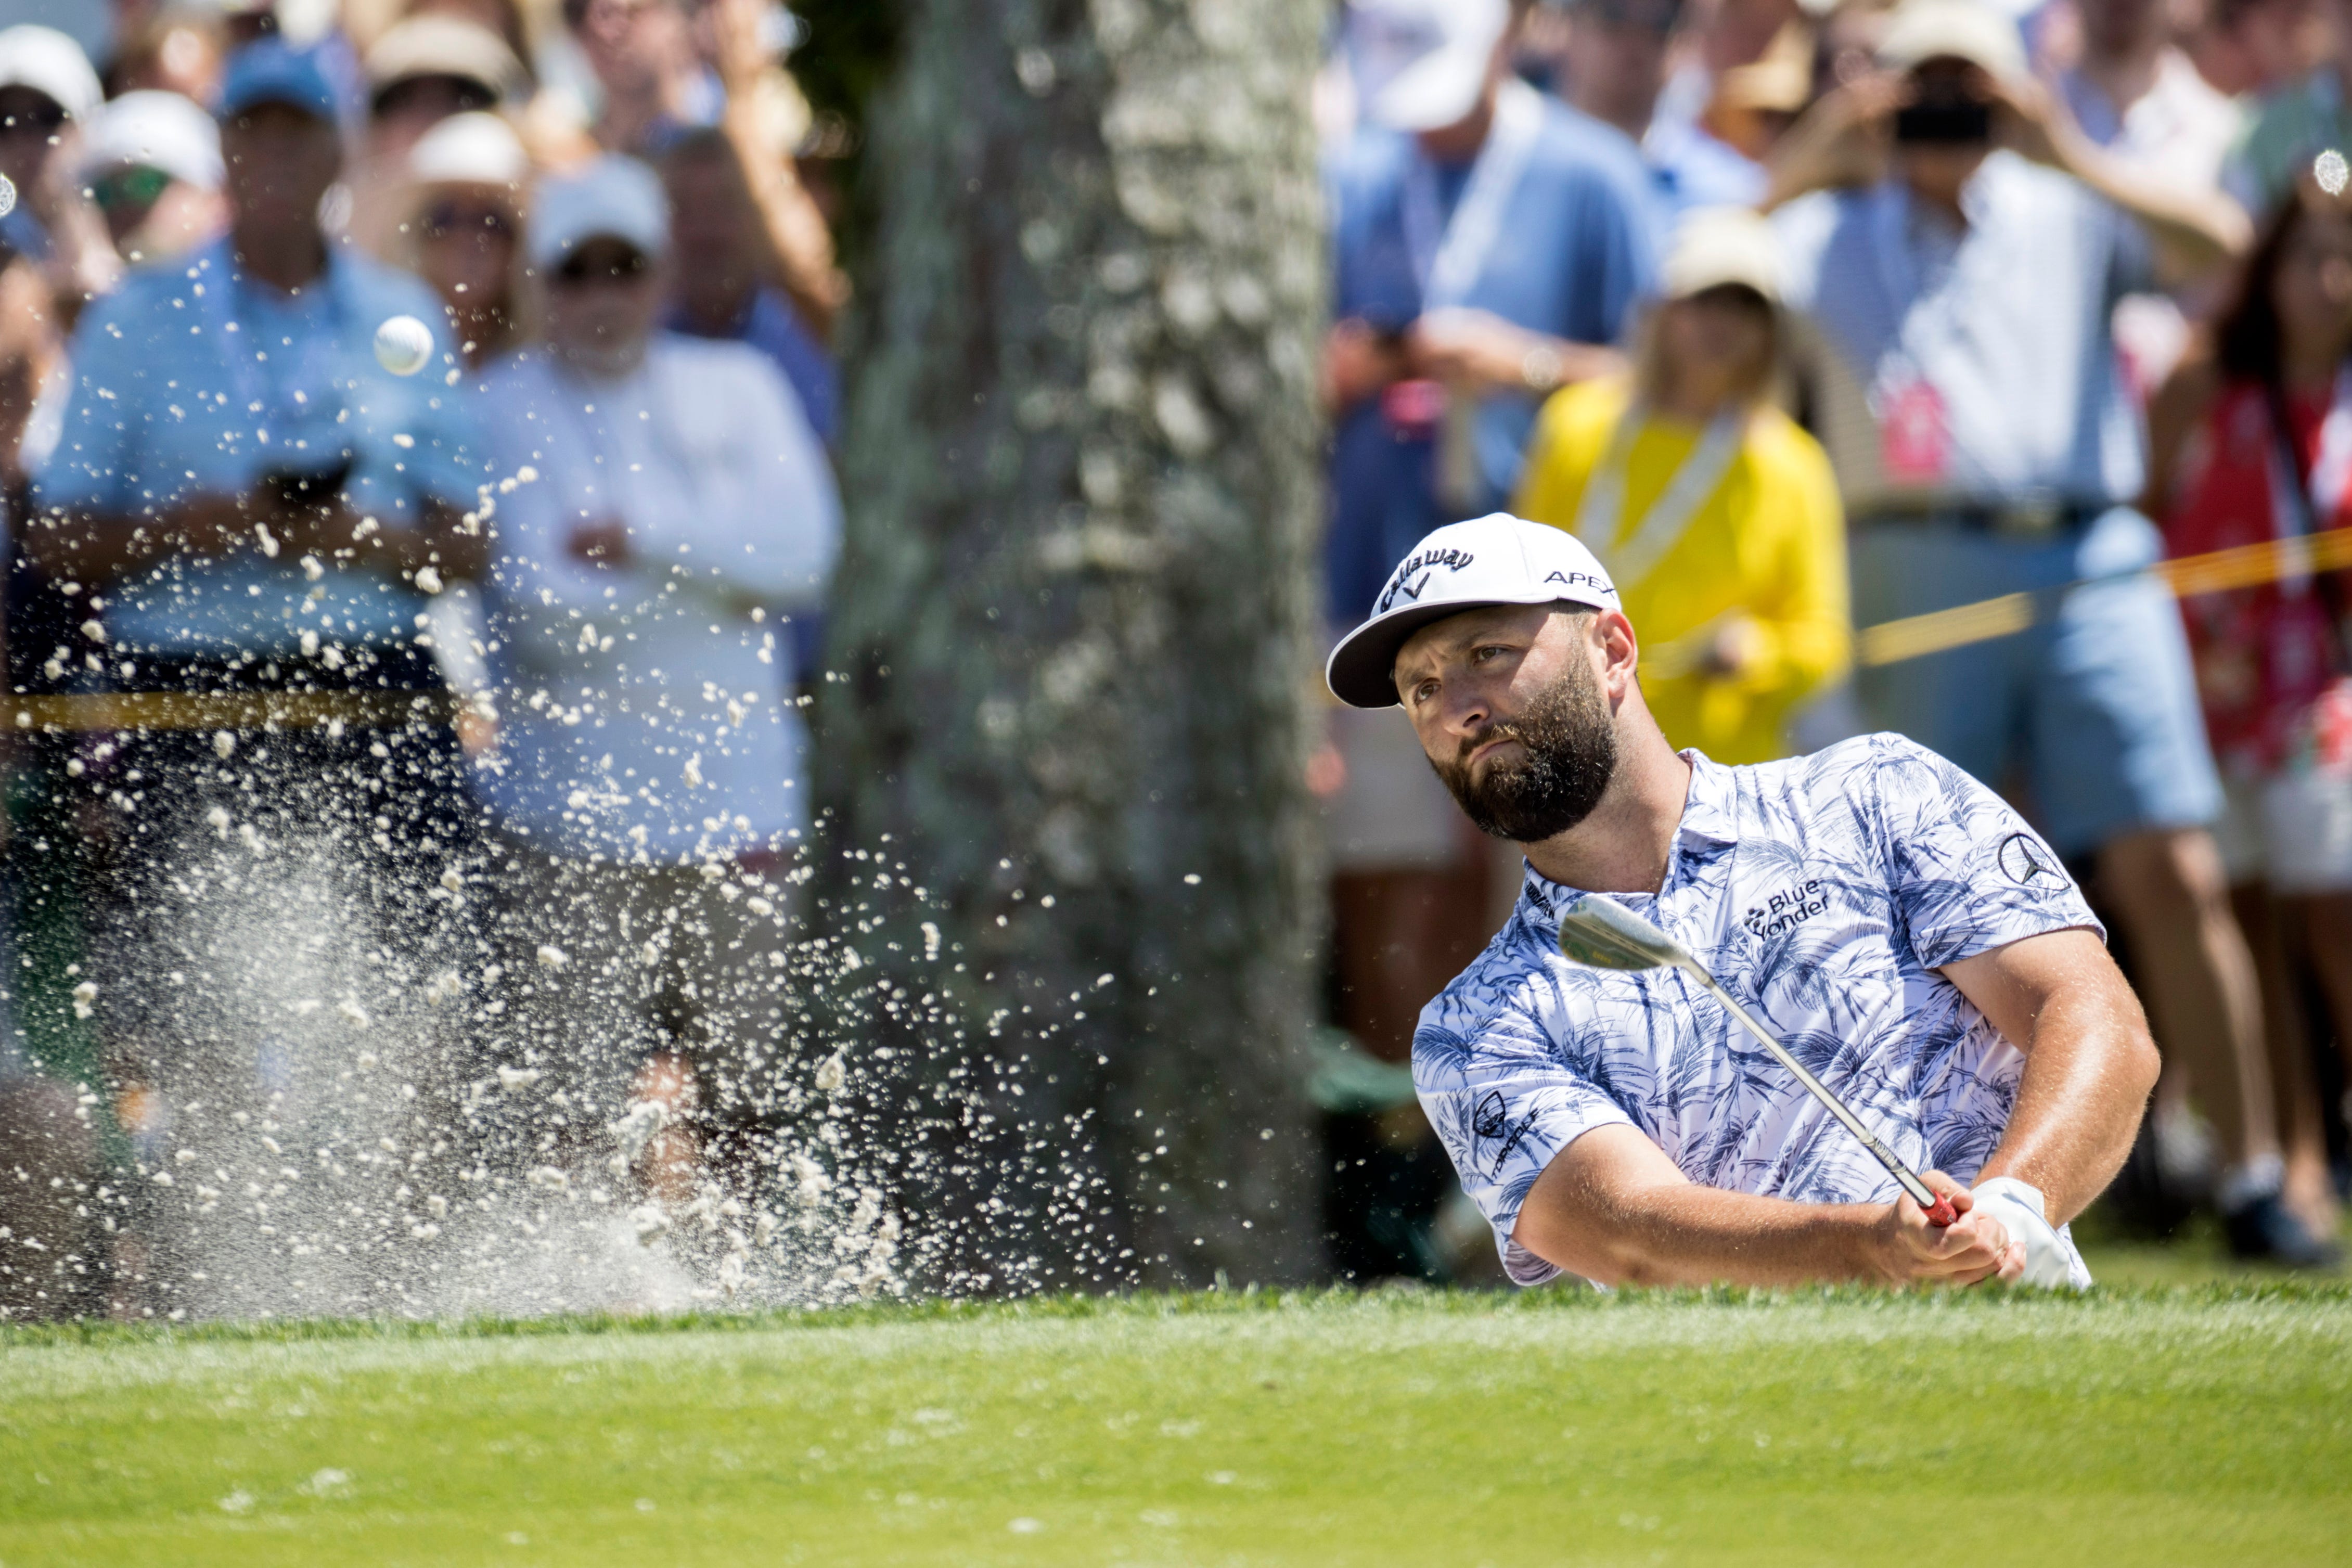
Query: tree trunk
816,0,1328,1289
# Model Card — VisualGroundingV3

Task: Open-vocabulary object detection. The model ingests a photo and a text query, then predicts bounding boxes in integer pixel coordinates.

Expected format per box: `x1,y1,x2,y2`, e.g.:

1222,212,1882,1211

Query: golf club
1555,893,1960,1228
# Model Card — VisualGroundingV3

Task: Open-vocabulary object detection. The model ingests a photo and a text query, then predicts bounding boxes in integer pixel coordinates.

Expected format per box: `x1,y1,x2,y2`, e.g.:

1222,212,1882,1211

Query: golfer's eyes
1472,644,1509,664
1409,679,1440,705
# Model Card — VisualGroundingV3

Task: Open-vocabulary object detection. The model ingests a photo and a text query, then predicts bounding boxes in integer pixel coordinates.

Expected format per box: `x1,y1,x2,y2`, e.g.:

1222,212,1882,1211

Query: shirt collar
1675,749,1740,849
1513,748,1739,917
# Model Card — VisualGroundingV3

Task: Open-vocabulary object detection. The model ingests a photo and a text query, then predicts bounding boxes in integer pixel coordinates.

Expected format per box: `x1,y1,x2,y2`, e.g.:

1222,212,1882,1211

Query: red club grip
1922,1193,1959,1228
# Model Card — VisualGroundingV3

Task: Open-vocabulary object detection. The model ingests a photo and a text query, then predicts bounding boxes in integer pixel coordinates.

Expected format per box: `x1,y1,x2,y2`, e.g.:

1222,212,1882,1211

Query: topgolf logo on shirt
1375,547,1476,614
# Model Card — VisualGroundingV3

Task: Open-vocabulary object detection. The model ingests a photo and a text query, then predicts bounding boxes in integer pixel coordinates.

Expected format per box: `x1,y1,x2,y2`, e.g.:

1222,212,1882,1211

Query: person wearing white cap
473,155,840,1211
1512,206,1847,767
1327,512,2164,1288
0,25,120,304
1768,1,2329,1264
77,90,226,264
1321,0,1656,1080
395,110,533,372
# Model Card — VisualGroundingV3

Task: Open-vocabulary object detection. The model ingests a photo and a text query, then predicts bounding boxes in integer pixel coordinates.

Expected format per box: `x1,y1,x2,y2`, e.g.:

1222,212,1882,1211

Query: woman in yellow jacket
1513,207,1849,765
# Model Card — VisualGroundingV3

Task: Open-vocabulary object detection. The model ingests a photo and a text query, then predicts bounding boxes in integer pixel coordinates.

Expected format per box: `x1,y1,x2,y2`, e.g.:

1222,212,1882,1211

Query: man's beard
1432,657,1620,843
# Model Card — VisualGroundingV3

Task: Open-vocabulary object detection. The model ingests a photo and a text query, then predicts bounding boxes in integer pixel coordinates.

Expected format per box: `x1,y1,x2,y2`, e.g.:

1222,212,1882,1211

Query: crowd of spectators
0,0,840,1313
0,0,2346,1312
1319,0,2352,1277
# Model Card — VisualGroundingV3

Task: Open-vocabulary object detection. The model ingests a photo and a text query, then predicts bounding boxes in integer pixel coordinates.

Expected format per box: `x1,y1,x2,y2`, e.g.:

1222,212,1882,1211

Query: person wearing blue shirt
1768,1,2331,1265
658,128,841,448
18,43,494,1310
1317,2,1656,1271
1547,0,1768,239
1327,0,1658,631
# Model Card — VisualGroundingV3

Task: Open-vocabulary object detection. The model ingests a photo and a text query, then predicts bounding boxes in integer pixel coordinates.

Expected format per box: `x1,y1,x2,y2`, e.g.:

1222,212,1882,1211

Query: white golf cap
1344,0,1511,133
1326,513,1621,708
528,154,667,269
409,110,530,187
1660,205,1781,304
80,90,223,191
1875,0,2028,84
0,25,101,123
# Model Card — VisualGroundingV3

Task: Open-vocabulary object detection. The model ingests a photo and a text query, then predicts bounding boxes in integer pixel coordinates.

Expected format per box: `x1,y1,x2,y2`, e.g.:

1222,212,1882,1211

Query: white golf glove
1968,1176,2073,1288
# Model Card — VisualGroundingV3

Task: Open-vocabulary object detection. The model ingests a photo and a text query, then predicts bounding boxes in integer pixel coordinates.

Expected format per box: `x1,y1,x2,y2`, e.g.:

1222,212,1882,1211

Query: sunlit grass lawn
2,1283,2347,1567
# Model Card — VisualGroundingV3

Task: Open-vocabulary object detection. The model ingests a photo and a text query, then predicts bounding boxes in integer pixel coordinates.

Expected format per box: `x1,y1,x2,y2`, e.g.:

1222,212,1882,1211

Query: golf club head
1554,893,1690,973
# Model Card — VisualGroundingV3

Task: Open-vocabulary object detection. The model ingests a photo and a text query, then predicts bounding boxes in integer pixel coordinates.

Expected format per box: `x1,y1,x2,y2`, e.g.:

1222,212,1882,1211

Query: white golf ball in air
373,314,434,376
0,175,15,220
2319,149,2351,197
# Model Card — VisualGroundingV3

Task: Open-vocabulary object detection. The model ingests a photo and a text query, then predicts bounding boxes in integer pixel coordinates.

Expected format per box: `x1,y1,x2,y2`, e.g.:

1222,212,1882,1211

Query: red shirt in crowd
2162,379,2352,775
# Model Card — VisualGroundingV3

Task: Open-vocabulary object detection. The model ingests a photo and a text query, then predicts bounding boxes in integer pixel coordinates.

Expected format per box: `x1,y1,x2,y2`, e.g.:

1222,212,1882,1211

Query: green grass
2,1285,2348,1566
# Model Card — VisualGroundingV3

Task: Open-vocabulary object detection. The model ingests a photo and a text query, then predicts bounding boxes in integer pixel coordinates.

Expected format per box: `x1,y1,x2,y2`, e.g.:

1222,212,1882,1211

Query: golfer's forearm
1519,1184,1883,1288
1975,981,2160,1224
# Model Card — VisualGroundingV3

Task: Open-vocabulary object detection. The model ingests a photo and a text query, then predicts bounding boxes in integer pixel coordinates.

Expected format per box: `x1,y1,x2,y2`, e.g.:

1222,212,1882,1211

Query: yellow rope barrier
1856,529,2352,669
9,689,459,734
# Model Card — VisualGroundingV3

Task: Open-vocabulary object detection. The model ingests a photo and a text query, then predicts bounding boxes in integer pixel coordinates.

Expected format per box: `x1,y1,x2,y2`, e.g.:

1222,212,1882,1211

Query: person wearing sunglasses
399,110,532,374
75,90,226,265
0,27,120,316
471,156,839,1226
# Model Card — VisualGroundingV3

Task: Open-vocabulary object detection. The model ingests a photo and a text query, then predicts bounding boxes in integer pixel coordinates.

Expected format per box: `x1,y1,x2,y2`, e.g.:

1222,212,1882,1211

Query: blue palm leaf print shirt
1415,733,2102,1287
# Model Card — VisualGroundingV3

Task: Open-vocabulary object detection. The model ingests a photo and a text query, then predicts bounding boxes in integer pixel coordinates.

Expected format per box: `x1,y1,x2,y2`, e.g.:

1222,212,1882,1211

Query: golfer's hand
1872,1171,2025,1287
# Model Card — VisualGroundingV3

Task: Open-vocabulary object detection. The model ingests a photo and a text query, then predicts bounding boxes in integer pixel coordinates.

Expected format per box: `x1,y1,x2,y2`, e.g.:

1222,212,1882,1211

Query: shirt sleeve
1863,734,2104,968
30,291,143,516
632,351,841,610
1413,959,1636,1287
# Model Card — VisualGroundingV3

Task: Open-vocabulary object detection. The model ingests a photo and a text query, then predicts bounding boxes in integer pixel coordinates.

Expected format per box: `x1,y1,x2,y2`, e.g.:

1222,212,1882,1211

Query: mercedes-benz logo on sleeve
1997,832,2057,886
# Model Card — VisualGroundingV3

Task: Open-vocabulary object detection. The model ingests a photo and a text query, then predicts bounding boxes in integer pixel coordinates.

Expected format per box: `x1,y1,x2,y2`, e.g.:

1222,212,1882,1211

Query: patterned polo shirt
1413,733,2101,1287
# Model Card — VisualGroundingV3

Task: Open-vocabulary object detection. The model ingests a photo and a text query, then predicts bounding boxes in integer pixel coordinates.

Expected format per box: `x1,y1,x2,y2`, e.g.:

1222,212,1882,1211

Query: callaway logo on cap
1325,512,1618,709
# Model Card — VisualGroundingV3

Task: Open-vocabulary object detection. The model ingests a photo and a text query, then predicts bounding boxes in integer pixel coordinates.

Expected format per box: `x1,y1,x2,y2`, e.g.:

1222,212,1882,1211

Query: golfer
1327,513,2162,1288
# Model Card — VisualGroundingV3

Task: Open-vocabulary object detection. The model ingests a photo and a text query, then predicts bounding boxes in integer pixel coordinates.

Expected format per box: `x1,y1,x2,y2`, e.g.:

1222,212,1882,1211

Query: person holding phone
1764,1,2331,1264
18,42,495,1318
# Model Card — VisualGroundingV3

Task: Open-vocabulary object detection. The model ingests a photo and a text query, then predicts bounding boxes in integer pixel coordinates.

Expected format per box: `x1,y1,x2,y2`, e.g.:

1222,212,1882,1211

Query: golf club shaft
1678,964,1959,1227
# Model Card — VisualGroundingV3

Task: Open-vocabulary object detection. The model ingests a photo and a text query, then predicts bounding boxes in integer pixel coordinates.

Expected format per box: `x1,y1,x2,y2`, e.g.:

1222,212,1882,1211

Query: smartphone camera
1895,78,1991,145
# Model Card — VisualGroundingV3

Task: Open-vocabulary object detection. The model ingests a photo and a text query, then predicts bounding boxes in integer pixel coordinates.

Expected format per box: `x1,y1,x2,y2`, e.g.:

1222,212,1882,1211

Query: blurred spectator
0,25,122,310
20,40,492,1299
1327,0,1655,623
1515,207,1849,763
1321,0,1655,1078
2065,0,2242,175
2226,0,2352,213
349,15,530,254
397,109,531,370
2148,178,2352,1251
660,128,837,443
2062,0,2247,394
407,0,536,67
1770,0,2332,1262
475,156,838,1201
2183,0,2322,99
1554,0,1781,224
76,89,226,264
560,0,721,153
1647,0,1807,159
106,7,228,105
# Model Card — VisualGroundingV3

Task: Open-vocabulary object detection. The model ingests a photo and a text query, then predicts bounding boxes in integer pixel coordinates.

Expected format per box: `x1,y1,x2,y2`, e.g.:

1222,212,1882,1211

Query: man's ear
1593,609,1640,702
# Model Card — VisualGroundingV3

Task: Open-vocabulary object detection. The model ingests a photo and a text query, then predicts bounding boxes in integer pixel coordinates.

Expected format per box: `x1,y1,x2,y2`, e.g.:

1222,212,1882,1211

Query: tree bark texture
817,0,1328,1289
